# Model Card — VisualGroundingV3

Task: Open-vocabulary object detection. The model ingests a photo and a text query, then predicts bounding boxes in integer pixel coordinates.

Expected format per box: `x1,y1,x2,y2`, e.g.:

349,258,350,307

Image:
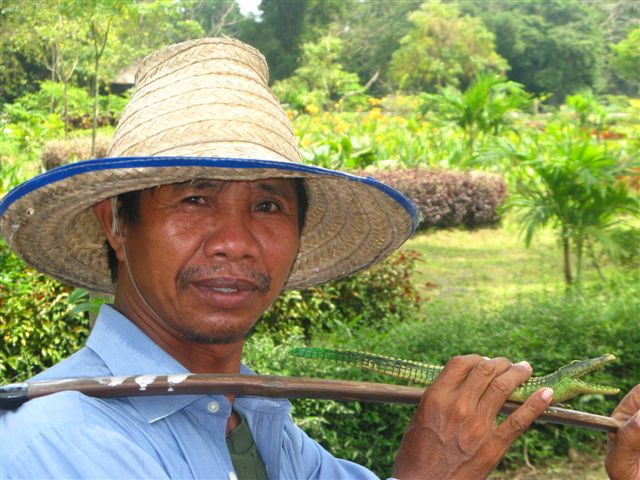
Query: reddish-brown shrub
361,168,507,230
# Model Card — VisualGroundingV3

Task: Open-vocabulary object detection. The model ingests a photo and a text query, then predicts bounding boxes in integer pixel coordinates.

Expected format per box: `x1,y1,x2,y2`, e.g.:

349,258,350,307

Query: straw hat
0,38,418,293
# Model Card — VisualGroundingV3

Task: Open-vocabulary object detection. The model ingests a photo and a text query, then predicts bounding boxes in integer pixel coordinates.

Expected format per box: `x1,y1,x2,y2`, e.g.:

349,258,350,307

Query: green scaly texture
289,347,620,403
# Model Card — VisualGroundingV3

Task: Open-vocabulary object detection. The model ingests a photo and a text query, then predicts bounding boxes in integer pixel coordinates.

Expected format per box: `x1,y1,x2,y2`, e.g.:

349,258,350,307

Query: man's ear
93,198,125,262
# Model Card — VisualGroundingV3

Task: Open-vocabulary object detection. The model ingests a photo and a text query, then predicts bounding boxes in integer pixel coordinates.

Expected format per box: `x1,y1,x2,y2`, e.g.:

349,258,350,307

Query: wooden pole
1,373,623,433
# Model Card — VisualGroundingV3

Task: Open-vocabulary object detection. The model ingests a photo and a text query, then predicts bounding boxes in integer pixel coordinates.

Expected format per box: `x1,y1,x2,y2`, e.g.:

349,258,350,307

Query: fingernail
541,388,554,401
516,361,531,370
483,356,490,361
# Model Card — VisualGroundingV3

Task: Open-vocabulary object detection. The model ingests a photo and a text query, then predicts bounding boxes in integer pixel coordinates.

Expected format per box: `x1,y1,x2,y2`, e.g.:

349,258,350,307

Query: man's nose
201,210,260,261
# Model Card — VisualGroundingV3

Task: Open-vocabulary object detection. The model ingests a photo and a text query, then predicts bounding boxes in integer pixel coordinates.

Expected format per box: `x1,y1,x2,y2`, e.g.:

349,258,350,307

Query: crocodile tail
289,347,441,385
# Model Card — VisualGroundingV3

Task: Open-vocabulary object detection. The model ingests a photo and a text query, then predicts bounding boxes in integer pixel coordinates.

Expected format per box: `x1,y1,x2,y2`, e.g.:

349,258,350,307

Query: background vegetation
1,0,639,478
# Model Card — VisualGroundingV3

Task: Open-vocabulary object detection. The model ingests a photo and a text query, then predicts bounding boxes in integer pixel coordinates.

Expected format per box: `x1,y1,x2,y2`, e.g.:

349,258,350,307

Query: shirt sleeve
2,426,171,480
281,416,381,480
0,392,171,480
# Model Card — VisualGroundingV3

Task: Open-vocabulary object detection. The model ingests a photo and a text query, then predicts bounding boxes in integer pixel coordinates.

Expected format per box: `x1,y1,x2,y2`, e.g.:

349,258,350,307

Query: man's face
117,178,300,345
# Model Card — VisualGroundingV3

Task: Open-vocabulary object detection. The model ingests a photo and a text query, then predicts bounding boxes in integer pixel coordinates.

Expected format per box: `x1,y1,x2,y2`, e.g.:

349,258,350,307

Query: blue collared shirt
0,305,379,479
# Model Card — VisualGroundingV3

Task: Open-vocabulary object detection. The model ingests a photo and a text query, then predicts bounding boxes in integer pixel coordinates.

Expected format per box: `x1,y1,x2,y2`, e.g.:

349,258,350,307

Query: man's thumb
606,411,640,480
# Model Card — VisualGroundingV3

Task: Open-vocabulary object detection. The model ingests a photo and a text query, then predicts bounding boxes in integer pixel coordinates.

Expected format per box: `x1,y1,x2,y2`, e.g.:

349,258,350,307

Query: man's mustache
177,264,271,293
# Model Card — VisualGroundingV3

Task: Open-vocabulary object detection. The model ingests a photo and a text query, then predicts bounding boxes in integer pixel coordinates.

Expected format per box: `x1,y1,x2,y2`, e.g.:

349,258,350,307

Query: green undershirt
226,414,269,480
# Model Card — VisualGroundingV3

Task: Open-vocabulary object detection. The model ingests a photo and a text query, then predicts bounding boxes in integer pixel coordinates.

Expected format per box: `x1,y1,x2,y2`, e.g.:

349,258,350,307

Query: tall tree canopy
388,1,506,93
610,27,640,93
464,0,605,102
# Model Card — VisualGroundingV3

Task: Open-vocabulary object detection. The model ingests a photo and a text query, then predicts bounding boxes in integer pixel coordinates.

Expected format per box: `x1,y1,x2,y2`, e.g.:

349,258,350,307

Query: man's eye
256,201,281,212
183,196,206,205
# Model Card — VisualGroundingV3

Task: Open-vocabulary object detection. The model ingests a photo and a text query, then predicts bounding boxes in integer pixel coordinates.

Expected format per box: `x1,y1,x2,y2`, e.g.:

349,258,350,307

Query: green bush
4,81,129,129
245,270,639,476
388,275,640,470
0,239,91,382
259,250,422,338
363,168,507,230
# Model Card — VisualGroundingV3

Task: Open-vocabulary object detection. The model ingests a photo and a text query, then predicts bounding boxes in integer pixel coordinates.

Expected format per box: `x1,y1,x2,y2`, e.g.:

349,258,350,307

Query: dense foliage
363,168,507,230
243,271,640,475
0,240,91,382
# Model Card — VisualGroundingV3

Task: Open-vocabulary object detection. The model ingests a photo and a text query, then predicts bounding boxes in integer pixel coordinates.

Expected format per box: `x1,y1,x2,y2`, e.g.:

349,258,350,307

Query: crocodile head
547,354,620,403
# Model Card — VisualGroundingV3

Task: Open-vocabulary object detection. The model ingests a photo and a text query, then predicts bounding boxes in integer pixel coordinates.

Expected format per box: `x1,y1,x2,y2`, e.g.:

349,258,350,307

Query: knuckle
477,359,497,377
447,355,469,369
451,401,471,419
491,376,514,396
506,413,530,433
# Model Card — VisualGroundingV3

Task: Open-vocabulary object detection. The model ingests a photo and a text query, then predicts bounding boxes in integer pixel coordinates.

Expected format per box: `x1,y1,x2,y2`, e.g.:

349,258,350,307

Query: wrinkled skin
392,355,554,479
94,179,300,374
606,384,640,480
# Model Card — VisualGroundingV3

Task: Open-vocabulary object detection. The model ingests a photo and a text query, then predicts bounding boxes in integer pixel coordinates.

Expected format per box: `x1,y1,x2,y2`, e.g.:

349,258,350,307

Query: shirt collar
86,304,204,423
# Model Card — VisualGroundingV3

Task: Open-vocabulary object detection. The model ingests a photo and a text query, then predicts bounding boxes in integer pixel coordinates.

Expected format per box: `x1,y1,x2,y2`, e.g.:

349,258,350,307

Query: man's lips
191,277,259,293
177,265,271,293
187,277,266,309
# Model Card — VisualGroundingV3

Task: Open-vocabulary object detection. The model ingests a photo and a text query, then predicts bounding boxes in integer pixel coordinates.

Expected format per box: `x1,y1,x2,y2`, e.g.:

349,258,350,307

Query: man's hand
392,355,553,480
606,384,640,480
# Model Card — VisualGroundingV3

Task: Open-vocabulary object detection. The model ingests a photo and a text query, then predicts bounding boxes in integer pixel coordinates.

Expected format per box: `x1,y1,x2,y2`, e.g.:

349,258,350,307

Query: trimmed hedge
361,168,507,230
42,136,111,170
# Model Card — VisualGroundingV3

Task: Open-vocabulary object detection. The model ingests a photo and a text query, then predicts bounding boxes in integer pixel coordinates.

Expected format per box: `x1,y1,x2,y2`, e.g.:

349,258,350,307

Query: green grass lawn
395,219,636,479
403,218,618,309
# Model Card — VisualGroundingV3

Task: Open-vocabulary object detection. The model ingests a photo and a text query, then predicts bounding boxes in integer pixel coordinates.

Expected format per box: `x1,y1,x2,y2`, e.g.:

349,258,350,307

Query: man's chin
176,322,254,345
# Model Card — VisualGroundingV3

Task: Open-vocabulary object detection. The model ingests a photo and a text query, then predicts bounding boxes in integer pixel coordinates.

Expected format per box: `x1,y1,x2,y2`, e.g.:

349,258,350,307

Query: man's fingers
606,385,640,480
496,387,554,444
480,361,533,416
430,354,485,392
606,411,640,480
611,385,640,421
460,357,513,406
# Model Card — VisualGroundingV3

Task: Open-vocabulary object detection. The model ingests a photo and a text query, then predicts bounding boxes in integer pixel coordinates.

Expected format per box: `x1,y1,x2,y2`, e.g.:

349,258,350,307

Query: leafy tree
109,0,204,72
238,0,309,82
465,0,606,102
486,127,639,287
0,0,87,131
181,0,245,37
272,35,367,111
610,27,640,93
0,0,52,103
389,1,507,93
421,73,530,153
331,0,421,96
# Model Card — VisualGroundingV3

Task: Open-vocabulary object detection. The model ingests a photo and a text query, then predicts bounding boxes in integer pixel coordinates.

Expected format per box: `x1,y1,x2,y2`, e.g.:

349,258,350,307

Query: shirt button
228,472,238,480
207,400,220,413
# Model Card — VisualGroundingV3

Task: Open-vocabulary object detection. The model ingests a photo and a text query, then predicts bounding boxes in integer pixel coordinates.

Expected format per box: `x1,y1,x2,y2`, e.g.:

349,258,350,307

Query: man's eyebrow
253,181,296,200
170,179,223,191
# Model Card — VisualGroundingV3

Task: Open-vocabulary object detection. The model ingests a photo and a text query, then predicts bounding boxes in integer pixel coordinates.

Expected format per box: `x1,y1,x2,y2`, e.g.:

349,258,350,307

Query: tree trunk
63,81,69,137
575,236,584,286
562,234,573,286
92,58,98,157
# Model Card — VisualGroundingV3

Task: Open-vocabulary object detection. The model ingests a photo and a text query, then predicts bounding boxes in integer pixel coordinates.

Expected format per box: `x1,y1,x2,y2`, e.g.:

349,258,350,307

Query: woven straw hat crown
109,38,300,163
0,38,418,293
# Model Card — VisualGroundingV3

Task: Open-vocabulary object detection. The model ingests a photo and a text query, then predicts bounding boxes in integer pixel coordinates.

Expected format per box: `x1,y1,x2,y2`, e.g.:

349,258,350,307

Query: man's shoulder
1,390,130,435
31,345,110,381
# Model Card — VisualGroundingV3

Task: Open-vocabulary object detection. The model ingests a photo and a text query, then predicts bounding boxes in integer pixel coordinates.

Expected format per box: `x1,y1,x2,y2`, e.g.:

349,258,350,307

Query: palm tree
487,126,639,287
421,72,530,154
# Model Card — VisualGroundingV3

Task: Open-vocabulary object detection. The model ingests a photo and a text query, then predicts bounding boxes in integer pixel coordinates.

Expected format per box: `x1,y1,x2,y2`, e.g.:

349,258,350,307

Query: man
1,38,638,479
